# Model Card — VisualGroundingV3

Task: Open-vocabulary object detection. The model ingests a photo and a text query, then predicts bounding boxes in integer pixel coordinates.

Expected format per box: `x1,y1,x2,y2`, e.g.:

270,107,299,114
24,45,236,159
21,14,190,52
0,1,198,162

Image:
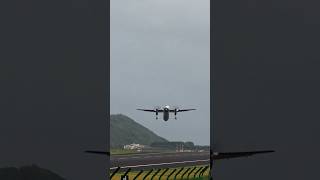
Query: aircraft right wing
212,150,275,160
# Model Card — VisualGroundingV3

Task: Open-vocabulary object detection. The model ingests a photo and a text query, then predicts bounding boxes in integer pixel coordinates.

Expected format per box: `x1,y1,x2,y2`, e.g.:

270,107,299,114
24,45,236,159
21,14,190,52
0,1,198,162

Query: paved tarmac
110,152,210,172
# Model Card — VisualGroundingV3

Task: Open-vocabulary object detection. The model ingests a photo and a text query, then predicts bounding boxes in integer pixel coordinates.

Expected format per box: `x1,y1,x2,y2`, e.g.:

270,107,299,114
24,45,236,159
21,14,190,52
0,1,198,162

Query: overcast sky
110,0,210,145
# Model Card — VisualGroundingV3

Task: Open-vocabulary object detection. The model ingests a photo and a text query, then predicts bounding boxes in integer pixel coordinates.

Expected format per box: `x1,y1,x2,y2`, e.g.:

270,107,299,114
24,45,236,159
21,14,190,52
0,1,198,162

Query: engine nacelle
174,108,178,116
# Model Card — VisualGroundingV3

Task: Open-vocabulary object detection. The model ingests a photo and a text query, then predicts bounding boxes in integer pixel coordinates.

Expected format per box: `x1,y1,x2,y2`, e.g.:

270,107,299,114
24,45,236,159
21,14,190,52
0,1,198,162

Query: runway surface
110,152,210,172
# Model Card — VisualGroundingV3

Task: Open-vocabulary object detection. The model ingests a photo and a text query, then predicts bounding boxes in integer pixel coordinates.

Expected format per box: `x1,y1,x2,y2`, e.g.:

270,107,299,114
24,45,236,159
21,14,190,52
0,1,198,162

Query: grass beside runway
110,165,210,180
111,149,138,155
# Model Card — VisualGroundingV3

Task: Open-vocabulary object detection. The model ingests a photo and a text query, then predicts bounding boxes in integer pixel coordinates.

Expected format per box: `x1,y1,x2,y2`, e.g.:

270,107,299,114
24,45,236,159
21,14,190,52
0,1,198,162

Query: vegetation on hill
110,114,168,148
0,165,66,180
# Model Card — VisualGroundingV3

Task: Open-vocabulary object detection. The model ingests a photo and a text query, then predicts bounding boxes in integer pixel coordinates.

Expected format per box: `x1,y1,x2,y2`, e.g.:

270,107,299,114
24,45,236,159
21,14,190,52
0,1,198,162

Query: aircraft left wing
212,150,274,160
136,109,155,112
85,150,110,156
137,109,164,112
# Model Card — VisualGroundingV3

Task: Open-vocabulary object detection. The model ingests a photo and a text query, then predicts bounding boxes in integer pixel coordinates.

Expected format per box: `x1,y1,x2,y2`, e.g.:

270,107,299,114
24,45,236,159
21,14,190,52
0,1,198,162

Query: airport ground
111,165,210,180
110,151,210,172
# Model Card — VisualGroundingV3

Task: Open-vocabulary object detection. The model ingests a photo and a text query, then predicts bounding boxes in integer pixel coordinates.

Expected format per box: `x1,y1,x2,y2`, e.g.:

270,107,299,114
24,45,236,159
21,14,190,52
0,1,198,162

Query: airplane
136,105,196,121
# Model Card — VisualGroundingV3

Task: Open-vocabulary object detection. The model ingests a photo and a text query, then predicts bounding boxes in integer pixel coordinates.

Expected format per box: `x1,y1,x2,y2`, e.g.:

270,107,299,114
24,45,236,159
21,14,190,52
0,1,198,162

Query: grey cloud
111,0,210,145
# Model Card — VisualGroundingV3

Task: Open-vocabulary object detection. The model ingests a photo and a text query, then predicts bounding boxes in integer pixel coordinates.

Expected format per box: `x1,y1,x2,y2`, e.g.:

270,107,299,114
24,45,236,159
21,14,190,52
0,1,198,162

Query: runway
110,152,210,172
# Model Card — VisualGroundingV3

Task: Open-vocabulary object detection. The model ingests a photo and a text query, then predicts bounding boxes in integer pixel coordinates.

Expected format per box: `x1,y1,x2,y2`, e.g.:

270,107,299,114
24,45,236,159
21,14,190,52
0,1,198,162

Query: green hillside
0,165,66,180
110,114,168,148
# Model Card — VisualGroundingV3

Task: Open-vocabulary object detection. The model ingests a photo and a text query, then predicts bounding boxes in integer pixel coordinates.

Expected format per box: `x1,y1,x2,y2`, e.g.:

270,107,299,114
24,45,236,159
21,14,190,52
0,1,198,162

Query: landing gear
175,116,177,120
156,116,158,120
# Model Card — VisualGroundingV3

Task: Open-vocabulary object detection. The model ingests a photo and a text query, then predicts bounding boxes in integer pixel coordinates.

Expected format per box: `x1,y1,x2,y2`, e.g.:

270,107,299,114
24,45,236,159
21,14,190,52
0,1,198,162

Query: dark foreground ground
0,165,66,180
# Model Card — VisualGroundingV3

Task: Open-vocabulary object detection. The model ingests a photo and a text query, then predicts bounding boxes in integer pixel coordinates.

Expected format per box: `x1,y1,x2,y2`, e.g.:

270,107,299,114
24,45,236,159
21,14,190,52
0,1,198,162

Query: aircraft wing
172,108,196,112
136,109,164,112
85,150,110,156
212,150,274,160
85,149,274,160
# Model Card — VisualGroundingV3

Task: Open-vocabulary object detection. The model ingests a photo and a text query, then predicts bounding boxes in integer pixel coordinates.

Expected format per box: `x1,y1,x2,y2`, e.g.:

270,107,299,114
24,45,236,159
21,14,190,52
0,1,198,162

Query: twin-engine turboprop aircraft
137,105,196,121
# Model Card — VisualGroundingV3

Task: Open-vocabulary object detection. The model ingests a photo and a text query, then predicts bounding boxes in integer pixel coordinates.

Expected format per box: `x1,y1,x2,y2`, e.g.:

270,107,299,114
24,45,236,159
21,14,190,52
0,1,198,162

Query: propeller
154,106,161,111
172,105,180,110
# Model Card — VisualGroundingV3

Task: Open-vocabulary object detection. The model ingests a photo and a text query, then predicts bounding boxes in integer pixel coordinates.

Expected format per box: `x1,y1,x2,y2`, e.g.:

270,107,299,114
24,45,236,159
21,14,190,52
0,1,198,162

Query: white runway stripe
110,159,210,170
116,154,208,160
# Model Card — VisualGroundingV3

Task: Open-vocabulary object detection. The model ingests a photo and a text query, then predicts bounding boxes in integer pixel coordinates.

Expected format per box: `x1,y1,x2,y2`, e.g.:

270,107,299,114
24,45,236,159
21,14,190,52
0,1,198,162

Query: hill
0,165,66,180
110,114,168,148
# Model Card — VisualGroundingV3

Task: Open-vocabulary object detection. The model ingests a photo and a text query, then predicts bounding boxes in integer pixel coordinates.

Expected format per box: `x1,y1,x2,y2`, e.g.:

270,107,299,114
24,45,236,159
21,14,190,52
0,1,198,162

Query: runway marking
116,154,208,160
114,153,209,160
112,152,209,158
110,159,210,170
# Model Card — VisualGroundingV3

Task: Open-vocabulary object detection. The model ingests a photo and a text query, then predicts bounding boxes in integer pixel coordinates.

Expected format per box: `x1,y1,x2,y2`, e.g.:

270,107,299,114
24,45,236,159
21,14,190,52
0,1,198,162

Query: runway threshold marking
110,159,210,170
